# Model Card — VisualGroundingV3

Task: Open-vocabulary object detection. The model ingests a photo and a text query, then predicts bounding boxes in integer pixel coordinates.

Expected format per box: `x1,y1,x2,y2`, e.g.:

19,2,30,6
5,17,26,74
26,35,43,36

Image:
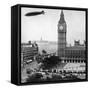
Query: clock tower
58,10,67,58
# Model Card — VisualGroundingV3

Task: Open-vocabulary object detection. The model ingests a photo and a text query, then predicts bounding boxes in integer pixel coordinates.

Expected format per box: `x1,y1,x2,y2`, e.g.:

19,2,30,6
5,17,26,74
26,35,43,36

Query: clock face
59,25,63,30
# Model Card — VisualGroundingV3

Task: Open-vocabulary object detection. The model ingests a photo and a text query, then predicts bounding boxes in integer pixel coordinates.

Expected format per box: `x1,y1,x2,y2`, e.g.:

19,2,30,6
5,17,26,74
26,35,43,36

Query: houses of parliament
58,10,86,63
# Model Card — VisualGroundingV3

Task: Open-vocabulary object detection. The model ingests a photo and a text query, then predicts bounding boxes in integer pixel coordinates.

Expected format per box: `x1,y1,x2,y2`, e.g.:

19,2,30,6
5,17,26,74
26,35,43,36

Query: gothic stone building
58,10,86,63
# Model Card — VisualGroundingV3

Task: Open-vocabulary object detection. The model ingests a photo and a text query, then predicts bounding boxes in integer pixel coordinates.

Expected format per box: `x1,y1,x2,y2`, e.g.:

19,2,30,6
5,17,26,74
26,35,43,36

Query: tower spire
58,10,67,58
40,36,42,41
59,10,66,24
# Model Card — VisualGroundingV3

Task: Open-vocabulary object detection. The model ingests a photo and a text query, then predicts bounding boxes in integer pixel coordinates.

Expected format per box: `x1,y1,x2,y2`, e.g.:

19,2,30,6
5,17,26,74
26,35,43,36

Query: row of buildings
21,41,38,66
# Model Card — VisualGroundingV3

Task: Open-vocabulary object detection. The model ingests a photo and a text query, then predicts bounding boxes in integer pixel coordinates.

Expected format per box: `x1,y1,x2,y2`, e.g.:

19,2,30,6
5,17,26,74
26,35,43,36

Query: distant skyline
21,7,85,45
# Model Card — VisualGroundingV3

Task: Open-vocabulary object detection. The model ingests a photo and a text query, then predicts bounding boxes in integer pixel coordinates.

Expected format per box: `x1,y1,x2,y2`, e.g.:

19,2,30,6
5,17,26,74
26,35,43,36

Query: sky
21,7,85,45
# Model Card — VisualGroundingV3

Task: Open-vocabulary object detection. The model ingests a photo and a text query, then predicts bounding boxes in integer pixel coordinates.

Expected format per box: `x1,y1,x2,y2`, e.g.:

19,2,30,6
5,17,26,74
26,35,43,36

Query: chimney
28,41,31,45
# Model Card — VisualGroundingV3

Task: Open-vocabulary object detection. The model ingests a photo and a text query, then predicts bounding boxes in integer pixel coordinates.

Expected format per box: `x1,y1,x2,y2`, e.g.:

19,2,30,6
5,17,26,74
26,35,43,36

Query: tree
42,50,47,54
41,56,61,70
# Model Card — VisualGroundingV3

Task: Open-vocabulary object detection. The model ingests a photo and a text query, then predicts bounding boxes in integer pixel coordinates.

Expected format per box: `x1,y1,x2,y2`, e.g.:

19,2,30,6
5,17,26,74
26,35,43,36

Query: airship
25,10,45,16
